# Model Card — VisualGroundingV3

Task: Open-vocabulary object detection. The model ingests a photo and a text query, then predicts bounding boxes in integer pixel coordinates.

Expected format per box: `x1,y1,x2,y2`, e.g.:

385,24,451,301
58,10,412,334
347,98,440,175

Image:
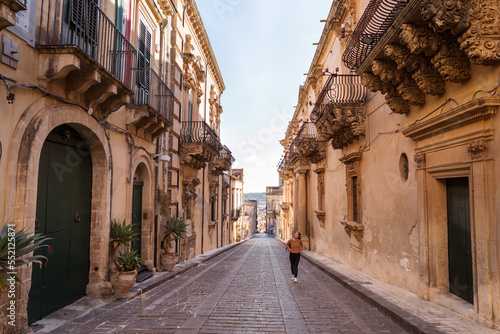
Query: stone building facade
278,0,500,329
0,0,235,331
230,168,244,242
266,185,282,234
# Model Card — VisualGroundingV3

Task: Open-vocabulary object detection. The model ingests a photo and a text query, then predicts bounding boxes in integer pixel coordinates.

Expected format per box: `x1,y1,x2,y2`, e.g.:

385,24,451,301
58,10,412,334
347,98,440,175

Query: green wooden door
446,177,473,304
28,126,92,324
131,180,143,255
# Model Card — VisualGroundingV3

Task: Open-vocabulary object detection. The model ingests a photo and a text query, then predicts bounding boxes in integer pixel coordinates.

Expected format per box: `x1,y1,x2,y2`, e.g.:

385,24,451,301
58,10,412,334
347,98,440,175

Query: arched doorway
132,170,143,255
28,125,92,324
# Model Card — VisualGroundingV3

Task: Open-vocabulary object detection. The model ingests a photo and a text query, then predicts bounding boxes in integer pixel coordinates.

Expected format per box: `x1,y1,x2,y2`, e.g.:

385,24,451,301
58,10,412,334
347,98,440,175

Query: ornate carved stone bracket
182,177,200,209
180,143,217,170
414,154,426,168
400,24,471,83
467,139,488,160
316,103,367,149
208,176,219,202
458,0,500,65
421,0,471,35
340,220,364,241
315,211,326,229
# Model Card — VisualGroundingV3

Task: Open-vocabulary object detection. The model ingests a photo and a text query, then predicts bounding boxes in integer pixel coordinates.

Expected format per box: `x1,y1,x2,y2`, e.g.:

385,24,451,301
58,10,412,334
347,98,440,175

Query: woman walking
286,232,303,282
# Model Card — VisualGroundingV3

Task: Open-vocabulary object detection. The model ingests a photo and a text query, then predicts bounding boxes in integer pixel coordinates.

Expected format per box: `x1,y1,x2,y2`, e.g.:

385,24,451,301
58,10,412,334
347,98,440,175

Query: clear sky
196,1,333,193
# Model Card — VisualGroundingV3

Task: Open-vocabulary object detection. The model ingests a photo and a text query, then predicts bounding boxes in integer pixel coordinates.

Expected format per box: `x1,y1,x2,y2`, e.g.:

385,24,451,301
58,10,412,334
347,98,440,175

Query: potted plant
160,216,188,271
108,219,139,297
112,250,141,297
0,223,50,289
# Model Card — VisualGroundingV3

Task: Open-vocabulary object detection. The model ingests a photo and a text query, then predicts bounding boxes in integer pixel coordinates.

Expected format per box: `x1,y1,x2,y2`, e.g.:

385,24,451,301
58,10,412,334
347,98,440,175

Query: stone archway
5,98,112,329
130,153,155,270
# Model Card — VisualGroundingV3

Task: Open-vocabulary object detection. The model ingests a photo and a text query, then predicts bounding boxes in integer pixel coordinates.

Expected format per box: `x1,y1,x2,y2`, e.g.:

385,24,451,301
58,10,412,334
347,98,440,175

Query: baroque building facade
278,0,500,329
0,0,236,331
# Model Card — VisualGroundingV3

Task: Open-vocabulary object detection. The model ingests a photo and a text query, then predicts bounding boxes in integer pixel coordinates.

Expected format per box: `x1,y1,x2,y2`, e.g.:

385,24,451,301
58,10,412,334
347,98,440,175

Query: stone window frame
339,152,364,252
314,167,326,229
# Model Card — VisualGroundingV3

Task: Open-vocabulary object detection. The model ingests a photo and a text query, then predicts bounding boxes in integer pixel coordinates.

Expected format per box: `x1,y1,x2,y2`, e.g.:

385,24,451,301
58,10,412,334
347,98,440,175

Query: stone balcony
179,121,222,170
342,0,500,115
126,68,174,141
210,145,234,175
36,0,136,119
0,0,26,31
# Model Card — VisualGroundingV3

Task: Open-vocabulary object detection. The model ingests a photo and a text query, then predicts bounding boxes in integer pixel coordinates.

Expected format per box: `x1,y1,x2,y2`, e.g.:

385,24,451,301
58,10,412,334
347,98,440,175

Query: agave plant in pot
112,250,141,297
160,216,188,271
109,219,140,297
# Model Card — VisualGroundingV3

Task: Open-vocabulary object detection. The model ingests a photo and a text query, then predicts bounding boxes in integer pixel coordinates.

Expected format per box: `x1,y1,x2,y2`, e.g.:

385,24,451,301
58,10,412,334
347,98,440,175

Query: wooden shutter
137,20,152,91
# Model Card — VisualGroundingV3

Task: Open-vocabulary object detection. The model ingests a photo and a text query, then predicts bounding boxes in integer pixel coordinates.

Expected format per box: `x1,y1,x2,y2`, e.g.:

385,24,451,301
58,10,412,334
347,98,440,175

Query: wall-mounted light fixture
153,154,171,162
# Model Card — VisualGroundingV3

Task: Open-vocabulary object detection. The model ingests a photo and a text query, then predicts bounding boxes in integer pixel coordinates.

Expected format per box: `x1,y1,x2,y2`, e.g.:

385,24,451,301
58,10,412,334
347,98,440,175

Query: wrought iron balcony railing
36,0,136,90
180,121,222,153
217,145,235,164
342,0,409,71
277,154,287,173
311,74,367,123
131,68,174,125
231,208,241,219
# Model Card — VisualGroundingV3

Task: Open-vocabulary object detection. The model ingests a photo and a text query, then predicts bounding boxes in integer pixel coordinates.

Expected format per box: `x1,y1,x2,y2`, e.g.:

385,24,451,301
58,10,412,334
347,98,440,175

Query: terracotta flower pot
161,253,178,271
111,269,137,297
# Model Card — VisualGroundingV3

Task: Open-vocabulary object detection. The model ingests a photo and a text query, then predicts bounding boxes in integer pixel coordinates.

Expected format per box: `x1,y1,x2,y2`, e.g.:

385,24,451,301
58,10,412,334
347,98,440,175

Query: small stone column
296,168,309,249
292,174,299,232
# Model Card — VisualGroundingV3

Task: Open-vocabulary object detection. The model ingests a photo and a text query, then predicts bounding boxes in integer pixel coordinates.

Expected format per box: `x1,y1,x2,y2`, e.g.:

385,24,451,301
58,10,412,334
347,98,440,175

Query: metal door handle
74,211,81,222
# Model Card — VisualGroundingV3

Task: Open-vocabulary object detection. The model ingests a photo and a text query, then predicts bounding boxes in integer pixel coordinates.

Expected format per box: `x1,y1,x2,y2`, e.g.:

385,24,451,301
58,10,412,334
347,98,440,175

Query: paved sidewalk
30,240,248,333
299,248,499,334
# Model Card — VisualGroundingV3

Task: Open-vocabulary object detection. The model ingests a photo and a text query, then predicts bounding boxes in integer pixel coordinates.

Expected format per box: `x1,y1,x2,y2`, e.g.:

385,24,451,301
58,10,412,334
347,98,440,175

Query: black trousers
289,252,301,277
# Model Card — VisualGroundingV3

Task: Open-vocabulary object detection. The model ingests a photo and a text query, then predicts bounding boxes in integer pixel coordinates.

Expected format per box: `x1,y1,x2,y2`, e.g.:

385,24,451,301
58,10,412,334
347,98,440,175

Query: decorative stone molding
458,0,500,65
208,177,219,202
384,44,445,95
467,140,488,160
402,96,499,141
400,23,442,56
297,140,327,164
420,0,470,35
185,0,225,91
281,202,291,211
209,84,222,127
340,220,364,241
182,177,200,208
315,211,326,229
384,43,422,72
414,154,426,168
385,85,410,114
180,143,218,170
431,39,471,82
316,103,367,149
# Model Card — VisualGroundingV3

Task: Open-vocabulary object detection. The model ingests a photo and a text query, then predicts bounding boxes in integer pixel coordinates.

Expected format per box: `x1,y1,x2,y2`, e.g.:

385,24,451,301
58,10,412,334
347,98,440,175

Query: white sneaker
294,277,298,282
291,275,295,280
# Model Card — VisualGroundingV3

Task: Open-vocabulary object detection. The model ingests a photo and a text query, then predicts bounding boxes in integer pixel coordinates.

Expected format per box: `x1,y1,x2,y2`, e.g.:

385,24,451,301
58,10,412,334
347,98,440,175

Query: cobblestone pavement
39,234,407,333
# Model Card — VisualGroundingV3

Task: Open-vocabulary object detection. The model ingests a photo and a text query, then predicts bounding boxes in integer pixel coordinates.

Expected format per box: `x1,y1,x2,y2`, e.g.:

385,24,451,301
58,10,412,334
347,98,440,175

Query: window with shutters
69,0,99,57
136,18,152,104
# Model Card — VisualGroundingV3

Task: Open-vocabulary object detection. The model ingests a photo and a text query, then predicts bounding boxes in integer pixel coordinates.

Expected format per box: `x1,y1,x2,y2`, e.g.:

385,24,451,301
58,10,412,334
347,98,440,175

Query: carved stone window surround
339,152,362,251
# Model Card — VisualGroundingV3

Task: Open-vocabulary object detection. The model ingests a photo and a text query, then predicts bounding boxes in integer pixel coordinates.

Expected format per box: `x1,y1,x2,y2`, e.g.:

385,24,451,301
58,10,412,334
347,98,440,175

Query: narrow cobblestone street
41,235,406,333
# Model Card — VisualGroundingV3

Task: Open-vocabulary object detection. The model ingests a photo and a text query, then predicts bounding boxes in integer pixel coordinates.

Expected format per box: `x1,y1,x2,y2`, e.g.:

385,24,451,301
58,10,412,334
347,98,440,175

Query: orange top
287,238,303,253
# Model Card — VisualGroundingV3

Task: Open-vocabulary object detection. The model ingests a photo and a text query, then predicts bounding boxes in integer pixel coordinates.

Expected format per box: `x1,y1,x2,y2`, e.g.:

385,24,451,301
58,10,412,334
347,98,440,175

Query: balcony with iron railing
309,72,368,149
0,0,27,30
340,0,499,115
179,121,222,169
127,68,174,140
210,145,235,175
36,0,137,118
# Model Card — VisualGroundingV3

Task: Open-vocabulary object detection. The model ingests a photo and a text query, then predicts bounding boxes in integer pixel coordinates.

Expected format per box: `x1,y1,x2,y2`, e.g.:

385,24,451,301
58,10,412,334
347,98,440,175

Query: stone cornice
185,0,225,92
402,97,500,141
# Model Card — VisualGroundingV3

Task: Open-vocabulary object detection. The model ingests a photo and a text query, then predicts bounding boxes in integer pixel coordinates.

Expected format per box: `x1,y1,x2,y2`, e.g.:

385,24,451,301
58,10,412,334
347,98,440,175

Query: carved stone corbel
467,139,488,160
431,39,471,82
420,0,471,35
315,211,326,229
414,153,426,168
458,0,500,66
182,177,200,208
